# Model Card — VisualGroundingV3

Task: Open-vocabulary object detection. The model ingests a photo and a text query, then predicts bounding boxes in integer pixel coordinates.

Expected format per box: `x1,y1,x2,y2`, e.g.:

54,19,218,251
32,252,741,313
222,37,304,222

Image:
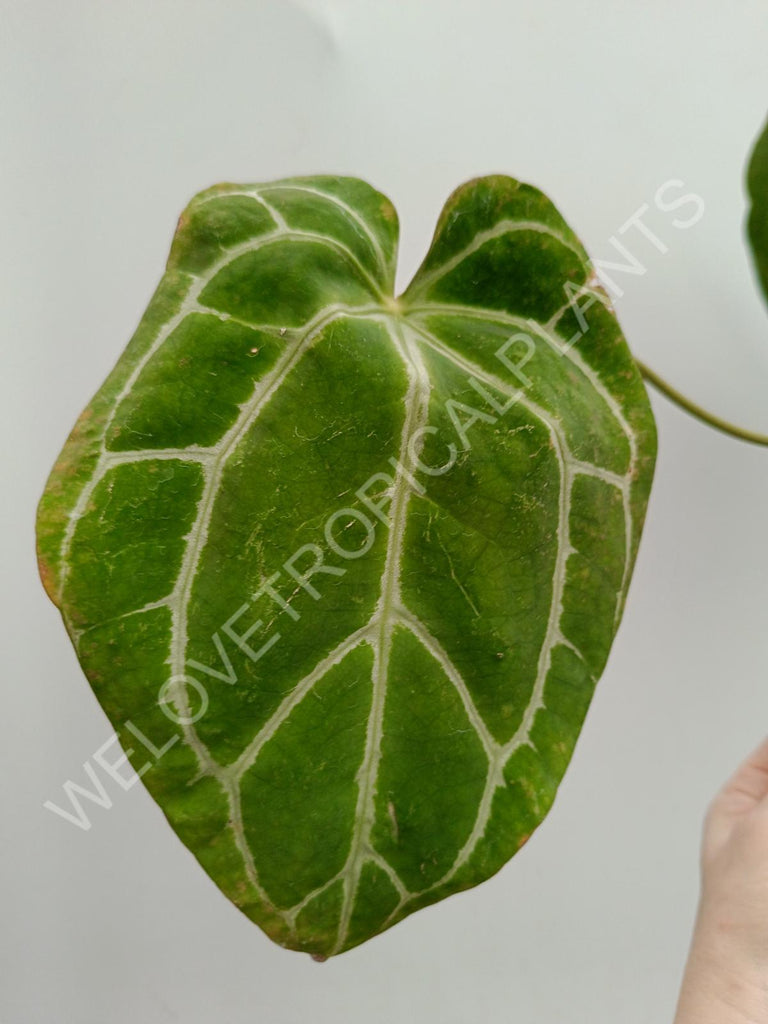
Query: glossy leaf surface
38,175,656,956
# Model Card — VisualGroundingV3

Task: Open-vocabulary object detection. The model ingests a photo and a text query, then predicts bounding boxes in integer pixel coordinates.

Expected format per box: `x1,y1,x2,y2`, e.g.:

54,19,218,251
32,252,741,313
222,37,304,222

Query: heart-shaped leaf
38,175,656,956
748,114,768,306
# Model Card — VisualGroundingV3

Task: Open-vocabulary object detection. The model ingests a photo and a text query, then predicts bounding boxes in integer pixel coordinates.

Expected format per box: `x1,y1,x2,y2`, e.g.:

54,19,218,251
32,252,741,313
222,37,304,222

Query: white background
3,2,768,1021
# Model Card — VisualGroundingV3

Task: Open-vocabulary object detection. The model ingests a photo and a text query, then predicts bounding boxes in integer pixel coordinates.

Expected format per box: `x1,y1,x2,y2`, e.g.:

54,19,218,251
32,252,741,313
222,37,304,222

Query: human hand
674,737,768,1023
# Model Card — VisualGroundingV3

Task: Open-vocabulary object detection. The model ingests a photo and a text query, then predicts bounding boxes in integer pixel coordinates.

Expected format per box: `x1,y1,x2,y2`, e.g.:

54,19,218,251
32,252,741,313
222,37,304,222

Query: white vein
227,258,638,933
408,301,639,627
197,181,392,286
543,280,615,332
261,183,392,283
287,299,641,923
56,215,385,604
162,303,370,911
196,187,289,231
226,624,375,782
55,227,287,601
331,318,431,954
394,603,497,760
406,219,584,300
72,595,173,644
400,316,635,891
54,186,395,932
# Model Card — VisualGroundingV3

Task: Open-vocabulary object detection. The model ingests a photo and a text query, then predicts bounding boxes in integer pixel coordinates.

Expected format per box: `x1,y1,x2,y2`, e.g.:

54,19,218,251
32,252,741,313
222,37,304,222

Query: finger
720,735,768,809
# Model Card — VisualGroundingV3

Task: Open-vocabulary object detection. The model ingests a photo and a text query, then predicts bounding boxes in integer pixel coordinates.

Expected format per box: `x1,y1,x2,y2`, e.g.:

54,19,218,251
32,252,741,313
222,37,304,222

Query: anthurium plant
37,137,768,959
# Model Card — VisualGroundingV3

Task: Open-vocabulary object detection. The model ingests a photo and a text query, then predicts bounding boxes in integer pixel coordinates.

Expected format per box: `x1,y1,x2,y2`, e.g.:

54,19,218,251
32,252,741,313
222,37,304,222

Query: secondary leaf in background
748,114,768,305
37,175,656,957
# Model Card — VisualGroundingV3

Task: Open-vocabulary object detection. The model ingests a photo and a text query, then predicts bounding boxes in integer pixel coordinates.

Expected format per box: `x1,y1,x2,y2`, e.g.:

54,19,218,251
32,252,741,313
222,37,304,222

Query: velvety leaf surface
37,175,657,956
748,115,768,306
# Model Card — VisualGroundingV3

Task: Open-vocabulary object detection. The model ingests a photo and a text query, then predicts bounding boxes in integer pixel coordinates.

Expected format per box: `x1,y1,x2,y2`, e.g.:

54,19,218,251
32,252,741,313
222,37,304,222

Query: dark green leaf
748,114,768,306
37,175,656,956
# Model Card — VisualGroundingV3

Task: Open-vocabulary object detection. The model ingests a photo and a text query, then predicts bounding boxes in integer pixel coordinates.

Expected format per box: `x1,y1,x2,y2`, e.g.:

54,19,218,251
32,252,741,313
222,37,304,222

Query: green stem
636,359,768,448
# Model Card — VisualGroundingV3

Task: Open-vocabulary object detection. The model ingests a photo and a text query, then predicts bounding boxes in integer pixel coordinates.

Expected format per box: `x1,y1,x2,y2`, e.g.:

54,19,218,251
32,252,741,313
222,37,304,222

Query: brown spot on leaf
380,198,397,222
36,553,59,606
175,209,190,237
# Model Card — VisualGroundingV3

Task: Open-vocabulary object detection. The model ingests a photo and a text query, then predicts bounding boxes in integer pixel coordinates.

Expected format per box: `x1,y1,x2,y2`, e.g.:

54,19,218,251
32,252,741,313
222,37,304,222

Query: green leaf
748,114,768,307
37,175,656,957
